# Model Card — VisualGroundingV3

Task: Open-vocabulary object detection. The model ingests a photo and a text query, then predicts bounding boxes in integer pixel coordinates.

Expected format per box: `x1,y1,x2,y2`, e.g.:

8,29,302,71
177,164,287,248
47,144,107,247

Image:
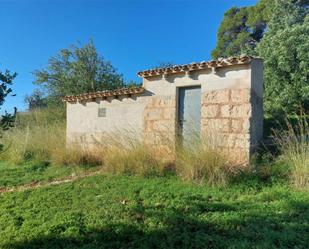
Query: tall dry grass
273,114,309,189
0,108,67,165
84,130,172,177
87,127,234,185
1,108,237,186
175,132,232,186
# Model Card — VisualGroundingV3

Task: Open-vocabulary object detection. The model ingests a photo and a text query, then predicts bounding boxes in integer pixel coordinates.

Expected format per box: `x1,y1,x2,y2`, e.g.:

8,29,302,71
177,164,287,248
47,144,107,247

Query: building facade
63,56,263,164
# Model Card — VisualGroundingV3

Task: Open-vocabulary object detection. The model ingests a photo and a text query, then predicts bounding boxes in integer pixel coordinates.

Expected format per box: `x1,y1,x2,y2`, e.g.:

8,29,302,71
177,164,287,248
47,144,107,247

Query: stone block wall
143,95,176,145
201,88,252,163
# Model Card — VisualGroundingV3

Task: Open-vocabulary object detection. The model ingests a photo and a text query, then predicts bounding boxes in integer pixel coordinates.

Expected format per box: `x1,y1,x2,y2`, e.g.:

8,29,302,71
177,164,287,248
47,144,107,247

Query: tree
213,0,309,116
24,89,47,110
257,0,309,116
0,69,17,150
33,40,125,101
211,0,272,59
265,0,309,31
212,0,309,59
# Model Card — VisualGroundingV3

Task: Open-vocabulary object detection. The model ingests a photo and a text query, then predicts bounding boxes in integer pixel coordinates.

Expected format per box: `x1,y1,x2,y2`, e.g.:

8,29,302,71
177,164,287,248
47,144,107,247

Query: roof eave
137,55,261,78
62,86,145,103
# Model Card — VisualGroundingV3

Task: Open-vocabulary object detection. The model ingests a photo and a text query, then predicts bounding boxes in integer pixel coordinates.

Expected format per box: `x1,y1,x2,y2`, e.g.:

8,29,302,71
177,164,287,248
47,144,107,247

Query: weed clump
175,140,231,186
273,114,309,189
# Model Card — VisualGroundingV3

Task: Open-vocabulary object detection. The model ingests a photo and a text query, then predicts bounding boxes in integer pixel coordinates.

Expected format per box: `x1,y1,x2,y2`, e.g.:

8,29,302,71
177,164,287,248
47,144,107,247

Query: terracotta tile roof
62,86,144,102
137,55,259,78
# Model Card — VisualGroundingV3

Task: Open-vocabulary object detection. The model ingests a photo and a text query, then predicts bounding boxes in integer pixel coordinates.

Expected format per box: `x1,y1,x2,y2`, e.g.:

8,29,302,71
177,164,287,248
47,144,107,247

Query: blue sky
0,0,257,112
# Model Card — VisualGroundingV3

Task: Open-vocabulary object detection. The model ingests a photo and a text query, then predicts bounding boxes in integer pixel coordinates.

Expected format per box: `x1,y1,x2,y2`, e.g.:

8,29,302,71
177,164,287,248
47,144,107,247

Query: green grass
0,161,99,189
0,174,308,249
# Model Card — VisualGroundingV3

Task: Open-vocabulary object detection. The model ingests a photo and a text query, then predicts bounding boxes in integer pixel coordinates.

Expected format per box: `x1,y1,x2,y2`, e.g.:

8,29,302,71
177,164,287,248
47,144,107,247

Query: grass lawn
0,173,308,249
0,161,99,189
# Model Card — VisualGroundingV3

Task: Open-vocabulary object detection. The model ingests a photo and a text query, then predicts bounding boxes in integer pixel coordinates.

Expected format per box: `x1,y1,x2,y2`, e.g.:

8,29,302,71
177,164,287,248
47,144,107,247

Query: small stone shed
63,55,263,164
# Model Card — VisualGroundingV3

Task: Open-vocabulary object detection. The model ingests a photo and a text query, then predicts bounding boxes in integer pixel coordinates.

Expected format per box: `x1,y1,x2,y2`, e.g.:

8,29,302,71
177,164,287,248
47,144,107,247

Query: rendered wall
66,95,148,147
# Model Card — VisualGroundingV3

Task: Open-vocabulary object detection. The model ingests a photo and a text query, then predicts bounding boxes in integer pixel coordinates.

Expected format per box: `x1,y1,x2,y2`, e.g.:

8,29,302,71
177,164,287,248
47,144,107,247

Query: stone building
63,55,263,164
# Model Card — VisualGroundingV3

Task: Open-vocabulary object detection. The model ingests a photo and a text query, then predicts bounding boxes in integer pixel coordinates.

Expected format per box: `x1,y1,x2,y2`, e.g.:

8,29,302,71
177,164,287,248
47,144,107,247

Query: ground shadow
4,193,309,249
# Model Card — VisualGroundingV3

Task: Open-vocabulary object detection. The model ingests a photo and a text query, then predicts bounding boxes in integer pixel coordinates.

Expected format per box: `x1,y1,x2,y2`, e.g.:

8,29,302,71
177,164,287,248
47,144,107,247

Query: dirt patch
0,170,103,194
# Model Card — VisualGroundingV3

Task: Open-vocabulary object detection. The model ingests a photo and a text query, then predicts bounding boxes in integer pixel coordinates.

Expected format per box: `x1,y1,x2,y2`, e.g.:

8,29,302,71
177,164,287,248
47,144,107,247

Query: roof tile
62,86,144,102
137,55,259,78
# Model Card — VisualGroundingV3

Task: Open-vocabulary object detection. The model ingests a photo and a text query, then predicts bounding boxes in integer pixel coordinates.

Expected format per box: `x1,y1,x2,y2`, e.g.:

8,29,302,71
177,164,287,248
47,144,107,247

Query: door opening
178,86,201,145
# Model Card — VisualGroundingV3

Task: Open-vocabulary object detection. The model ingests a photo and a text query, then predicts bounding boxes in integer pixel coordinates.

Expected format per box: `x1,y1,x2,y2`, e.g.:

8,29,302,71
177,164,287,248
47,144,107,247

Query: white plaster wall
143,63,251,97
67,95,148,145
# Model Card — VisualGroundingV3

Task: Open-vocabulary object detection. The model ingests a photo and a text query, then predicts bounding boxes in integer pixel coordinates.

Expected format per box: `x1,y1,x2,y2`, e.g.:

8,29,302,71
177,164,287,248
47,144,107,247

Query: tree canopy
258,1,309,115
211,0,272,59
212,0,309,116
24,89,48,110
0,70,16,108
0,69,17,149
33,40,125,102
